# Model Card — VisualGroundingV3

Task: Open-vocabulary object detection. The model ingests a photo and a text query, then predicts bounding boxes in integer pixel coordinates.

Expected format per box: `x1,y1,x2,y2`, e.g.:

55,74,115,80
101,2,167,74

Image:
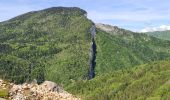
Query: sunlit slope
94,25,170,75
0,7,93,85
67,60,170,100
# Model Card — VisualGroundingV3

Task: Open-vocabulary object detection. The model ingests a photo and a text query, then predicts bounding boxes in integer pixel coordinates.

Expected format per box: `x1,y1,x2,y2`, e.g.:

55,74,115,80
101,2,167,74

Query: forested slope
0,7,93,85
67,60,170,100
95,24,170,75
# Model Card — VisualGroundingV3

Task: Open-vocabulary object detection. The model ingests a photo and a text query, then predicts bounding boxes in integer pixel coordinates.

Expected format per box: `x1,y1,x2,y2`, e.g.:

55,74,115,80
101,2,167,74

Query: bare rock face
96,23,120,34
96,23,133,36
0,79,80,100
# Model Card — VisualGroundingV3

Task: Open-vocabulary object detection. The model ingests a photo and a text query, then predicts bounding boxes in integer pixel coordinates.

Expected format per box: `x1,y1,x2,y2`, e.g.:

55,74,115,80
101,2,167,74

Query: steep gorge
88,24,97,79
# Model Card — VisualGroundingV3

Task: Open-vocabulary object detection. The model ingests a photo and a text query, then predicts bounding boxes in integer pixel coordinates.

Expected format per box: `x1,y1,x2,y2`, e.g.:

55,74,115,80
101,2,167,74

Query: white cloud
140,25,170,32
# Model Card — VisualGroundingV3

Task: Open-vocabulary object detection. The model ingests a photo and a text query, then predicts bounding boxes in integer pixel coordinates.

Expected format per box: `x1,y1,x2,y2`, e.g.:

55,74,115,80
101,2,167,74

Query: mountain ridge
0,7,87,23
0,6,93,85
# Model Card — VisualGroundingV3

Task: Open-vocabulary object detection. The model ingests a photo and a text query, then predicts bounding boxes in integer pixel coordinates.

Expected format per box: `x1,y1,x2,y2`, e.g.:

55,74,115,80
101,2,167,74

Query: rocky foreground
0,79,80,100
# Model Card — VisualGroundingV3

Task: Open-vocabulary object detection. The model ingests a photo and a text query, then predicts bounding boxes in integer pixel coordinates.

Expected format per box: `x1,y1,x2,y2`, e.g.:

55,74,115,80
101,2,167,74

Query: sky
0,0,170,32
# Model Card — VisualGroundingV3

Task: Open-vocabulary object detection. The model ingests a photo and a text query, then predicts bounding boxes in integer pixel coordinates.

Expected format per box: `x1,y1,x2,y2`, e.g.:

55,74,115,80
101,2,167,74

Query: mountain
0,7,170,99
146,30,170,40
0,7,93,85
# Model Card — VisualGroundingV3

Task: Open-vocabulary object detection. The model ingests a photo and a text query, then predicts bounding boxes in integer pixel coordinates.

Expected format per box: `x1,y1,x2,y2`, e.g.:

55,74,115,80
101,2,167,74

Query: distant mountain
146,30,170,40
0,7,170,100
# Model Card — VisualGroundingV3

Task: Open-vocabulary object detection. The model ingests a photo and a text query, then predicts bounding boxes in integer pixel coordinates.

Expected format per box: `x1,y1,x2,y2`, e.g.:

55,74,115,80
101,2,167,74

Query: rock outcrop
96,23,132,36
0,79,80,100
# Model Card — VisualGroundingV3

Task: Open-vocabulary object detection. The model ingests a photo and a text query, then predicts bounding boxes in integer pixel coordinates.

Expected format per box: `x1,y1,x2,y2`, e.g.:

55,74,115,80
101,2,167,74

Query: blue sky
0,0,170,32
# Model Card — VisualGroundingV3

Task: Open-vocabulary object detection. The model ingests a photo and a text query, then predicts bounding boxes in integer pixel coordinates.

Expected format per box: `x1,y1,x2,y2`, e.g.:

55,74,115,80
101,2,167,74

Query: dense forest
67,60,170,100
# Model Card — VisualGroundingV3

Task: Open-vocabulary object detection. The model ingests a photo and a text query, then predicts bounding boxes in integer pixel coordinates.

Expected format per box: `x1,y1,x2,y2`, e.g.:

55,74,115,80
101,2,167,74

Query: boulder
41,81,64,92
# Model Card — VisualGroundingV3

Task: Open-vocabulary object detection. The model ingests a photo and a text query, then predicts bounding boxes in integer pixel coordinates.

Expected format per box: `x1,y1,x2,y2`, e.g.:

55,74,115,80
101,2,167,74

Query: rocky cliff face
96,23,133,36
96,23,120,33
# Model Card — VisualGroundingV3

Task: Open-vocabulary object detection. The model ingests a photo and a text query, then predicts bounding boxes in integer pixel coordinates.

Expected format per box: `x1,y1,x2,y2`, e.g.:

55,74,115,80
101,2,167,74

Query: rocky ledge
0,79,80,100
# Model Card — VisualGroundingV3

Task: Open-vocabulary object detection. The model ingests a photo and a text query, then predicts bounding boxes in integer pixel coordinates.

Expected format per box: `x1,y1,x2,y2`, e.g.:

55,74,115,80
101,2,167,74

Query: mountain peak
4,7,87,23
41,7,87,15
